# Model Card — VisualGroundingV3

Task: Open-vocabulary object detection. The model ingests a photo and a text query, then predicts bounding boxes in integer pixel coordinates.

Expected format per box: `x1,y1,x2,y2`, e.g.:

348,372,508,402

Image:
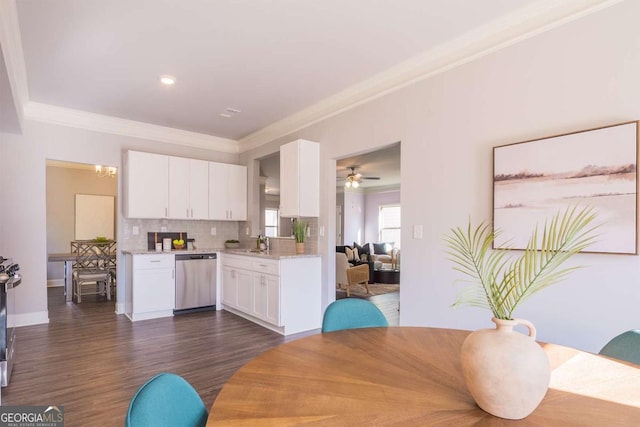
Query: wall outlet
132,226,139,235
319,225,325,237
246,227,250,235
160,226,167,232
211,227,216,236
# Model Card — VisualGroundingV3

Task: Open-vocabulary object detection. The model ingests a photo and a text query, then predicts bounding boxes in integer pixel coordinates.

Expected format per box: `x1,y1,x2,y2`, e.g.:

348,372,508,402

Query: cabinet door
133,267,175,313
279,141,298,217
227,164,247,220
189,159,209,219
252,273,280,325
221,266,238,308
264,274,281,326
209,162,229,220
279,140,319,217
126,151,169,218
235,268,253,313
168,156,190,219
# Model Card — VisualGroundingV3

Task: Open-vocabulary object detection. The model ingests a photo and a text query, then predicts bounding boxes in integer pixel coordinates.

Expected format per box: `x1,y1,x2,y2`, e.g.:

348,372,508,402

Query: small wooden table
208,327,640,426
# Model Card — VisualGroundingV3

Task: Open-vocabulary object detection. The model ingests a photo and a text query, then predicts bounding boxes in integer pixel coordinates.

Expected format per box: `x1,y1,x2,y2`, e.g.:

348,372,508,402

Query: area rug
336,283,399,299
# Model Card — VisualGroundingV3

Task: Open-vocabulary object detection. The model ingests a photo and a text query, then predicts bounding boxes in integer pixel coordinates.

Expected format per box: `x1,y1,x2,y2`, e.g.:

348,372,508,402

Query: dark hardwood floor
4,287,399,426
4,287,313,426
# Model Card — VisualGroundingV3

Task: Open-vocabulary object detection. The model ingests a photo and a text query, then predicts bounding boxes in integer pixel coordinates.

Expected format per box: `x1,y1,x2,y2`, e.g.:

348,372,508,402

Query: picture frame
493,121,638,254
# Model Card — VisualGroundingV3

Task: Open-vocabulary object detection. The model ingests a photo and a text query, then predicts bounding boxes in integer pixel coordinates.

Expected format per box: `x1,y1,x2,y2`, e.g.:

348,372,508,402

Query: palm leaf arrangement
444,205,598,320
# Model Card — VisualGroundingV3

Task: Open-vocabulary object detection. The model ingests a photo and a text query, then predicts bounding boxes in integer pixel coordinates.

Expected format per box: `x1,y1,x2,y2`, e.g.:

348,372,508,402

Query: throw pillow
373,242,387,255
345,247,354,261
353,247,359,261
353,242,370,256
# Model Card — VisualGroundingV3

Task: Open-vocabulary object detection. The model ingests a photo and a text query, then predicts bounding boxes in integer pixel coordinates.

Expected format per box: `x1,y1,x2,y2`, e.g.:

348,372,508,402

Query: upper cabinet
124,151,169,219
168,157,209,219
125,150,246,221
209,162,247,221
280,139,319,217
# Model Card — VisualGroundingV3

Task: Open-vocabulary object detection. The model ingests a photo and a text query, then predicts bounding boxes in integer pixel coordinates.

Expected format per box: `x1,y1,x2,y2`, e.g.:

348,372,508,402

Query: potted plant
444,205,597,420
224,239,240,249
293,220,307,254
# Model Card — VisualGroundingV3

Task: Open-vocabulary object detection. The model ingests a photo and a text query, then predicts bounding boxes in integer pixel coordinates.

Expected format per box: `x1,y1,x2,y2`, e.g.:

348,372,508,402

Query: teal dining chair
322,298,388,333
599,330,640,365
125,372,208,427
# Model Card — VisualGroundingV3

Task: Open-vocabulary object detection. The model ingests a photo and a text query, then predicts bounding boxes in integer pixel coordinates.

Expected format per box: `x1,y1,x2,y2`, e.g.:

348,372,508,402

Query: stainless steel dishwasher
174,253,217,312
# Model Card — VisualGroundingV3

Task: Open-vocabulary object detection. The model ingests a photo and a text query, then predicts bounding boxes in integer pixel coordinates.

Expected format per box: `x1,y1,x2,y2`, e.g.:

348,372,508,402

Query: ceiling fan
342,166,380,188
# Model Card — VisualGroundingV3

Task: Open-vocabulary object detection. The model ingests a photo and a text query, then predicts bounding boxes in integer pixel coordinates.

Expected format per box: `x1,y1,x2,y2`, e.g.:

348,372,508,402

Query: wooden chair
336,253,370,297
71,240,113,303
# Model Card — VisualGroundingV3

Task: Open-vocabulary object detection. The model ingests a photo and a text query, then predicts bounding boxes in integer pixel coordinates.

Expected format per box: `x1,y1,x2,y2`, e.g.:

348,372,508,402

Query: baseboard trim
115,303,125,314
11,311,49,327
47,279,64,288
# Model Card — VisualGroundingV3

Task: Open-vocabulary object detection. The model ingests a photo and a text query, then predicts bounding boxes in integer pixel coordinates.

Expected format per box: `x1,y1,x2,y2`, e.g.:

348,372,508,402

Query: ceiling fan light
345,180,351,188
352,180,359,188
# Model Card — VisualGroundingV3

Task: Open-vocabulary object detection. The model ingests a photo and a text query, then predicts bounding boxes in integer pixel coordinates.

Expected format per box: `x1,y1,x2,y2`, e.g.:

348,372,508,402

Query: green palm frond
444,205,598,319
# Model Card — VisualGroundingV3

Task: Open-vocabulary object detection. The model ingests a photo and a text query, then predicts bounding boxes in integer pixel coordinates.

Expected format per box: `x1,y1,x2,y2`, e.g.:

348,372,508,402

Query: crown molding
24,102,239,153
237,0,621,152
0,0,29,130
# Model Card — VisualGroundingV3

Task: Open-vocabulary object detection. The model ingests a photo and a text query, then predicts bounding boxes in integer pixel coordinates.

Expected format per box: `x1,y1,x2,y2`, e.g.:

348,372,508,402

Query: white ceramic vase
460,318,551,420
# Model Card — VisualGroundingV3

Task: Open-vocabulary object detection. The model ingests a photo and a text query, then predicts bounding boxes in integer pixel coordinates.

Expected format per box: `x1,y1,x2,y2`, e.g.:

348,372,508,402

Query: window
379,204,401,248
265,208,279,237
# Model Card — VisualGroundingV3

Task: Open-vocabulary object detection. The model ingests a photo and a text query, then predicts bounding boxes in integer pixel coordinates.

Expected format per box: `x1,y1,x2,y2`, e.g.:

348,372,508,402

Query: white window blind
265,208,279,237
379,204,401,248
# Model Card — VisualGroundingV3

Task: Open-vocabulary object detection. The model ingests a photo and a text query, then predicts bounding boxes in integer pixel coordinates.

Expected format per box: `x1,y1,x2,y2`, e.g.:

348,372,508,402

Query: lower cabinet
125,253,176,321
221,254,320,335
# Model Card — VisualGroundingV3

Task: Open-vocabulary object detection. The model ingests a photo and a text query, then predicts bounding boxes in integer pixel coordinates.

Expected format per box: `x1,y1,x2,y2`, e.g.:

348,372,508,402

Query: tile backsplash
121,217,318,253
121,218,241,251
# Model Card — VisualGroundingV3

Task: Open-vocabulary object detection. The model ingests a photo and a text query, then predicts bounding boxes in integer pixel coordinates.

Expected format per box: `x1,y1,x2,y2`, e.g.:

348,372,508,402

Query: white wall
364,189,400,244
241,2,640,352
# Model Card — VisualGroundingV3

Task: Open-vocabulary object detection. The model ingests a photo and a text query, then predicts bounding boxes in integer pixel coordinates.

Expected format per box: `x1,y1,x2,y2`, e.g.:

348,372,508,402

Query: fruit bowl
173,243,185,250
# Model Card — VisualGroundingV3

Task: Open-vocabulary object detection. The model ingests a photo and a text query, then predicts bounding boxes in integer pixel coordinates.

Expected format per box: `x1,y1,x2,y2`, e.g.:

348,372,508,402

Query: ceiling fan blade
361,176,380,180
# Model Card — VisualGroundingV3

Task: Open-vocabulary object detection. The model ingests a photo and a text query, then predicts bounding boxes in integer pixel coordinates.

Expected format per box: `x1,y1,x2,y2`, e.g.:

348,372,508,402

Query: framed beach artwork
493,121,638,254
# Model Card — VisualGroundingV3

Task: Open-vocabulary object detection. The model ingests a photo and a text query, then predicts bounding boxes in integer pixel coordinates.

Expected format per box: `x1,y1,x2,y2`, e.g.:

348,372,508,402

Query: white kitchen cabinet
168,157,209,219
279,139,319,217
253,273,280,326
209,162,247,220
124,253,175,321
124,151,169,218
220,253,320,335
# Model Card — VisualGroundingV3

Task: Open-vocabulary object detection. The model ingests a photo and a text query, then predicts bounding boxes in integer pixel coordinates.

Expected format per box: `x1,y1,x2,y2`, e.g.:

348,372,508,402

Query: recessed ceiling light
226,107,241,114
159,75,176,85
219,113,232,118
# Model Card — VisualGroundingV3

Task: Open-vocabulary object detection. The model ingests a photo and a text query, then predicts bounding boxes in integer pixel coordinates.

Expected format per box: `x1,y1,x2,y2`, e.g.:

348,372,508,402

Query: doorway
46,160,118,317
334,142,401,325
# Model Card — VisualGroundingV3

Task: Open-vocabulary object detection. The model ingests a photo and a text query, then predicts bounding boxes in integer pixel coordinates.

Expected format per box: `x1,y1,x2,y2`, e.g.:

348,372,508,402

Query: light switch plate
132,226,139,235
211,227,216,236
413,224,423,239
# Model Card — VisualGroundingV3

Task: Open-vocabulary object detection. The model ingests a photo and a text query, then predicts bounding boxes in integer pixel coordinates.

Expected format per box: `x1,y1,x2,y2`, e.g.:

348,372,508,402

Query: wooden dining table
208,327,640,426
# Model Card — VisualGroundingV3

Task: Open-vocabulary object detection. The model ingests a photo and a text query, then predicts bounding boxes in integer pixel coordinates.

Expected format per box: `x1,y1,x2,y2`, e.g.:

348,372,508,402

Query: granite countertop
121,248,319,259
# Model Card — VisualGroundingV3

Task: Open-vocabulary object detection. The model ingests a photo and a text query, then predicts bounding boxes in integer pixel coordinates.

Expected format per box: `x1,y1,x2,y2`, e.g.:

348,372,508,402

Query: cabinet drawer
222,255,253,270
134,254,175,270
252,259,279,275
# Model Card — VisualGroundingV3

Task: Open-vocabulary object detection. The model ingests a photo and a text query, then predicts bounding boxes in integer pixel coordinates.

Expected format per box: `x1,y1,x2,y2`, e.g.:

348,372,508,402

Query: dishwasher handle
175,253,217,261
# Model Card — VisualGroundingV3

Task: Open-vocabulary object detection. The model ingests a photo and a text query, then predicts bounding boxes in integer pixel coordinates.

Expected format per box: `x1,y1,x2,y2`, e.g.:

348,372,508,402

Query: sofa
336,245,374,283
339,242,400,268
